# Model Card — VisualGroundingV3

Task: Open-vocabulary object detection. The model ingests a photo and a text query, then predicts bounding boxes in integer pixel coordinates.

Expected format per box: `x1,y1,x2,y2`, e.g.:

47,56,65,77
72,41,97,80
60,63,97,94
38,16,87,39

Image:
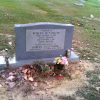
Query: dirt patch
0,60,96,100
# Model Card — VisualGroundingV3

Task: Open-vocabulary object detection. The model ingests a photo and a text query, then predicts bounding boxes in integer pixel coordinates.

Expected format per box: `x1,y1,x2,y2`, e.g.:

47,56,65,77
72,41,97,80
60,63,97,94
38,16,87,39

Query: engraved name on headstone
26,29,65,51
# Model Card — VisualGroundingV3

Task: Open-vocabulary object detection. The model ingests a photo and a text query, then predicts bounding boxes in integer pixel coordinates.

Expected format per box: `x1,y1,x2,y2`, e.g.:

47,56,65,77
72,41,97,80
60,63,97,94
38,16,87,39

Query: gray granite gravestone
15,22,74,61
0,22,79,67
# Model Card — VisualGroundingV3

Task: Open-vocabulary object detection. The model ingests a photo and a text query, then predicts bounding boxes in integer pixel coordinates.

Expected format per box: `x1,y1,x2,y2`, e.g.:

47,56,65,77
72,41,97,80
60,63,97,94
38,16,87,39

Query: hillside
0,0,100,59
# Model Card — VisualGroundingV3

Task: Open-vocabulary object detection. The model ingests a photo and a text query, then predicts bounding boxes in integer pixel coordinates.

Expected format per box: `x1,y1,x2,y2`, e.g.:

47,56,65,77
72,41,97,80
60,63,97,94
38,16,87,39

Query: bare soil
0,60,98,100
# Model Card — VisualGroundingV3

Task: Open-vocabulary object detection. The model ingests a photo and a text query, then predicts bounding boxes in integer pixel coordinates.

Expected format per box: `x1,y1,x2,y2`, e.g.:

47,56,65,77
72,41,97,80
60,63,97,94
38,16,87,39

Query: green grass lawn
0,0,100,33
0,0,100,55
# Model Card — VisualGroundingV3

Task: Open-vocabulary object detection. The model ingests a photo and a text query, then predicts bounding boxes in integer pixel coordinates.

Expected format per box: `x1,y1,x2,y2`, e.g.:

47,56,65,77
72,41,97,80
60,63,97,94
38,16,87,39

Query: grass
0,0,100,33
0,0,100,55
76,68,100,100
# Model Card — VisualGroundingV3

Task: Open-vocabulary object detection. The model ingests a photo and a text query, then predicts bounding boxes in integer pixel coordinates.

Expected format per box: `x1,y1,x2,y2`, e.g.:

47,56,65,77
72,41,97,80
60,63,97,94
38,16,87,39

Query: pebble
94,58,99,61
83,55,86,57
98,75,100,79
86,44,90,46
96,87,100,91
9,72,14,76
28,77,34,82
1,74,6,78
7,75,15,81
0,84,3,88
90,14,94,18
34,82,38,87
87,57,90,60
32,86,35,90
8,41,12,46
9,82,16,88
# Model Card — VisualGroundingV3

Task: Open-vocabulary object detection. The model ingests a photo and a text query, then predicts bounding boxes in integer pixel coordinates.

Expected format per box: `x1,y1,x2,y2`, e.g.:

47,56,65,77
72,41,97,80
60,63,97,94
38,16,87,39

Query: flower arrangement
54,56,68,66
53,56,69,79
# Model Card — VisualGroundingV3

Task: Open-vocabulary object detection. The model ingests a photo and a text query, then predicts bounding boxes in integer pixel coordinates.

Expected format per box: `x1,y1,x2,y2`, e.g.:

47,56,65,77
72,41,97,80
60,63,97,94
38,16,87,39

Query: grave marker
15,22,74,61
0,22,79,67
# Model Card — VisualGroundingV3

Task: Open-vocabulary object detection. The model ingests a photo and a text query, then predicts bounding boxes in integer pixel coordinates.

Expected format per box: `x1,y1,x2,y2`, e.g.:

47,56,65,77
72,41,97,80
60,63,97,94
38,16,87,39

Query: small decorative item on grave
54,56,69,79
54,56,68,66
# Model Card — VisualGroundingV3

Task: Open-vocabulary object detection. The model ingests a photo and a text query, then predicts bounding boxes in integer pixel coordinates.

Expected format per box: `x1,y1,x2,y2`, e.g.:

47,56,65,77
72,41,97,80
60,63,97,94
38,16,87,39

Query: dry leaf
0,84,3,88
34,82,38,87
9,72,14,76
9,82,15,88
7,75,15,81
24,75,28,80
22,69,28,74
28,77,34,81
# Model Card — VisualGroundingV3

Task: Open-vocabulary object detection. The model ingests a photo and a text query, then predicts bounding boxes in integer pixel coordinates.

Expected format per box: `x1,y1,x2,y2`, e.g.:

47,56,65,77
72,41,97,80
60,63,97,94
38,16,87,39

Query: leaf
7,75,15,81
22,69,28,74
28,77,34,82
24,75,28,80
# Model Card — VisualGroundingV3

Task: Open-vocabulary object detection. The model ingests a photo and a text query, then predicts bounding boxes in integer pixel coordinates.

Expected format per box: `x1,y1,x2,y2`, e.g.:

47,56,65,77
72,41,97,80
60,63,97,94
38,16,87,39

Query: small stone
87,57,90,60
98,75,100,79
0,84,3,88
8,41,12,46
7,75,15,81
94,58,98,61
87,44,89,46
28,77,34,82
9,82,15,88
71,48,74,51
90,50,92,52
9,72,14,76
32,86,35,90
82,42,84,44
83,55,86,57
46,81,50,85
24,75,28,80
96,87,100,91
1,74,6,78
90,14,94,18
34,82,38,87
84,81,89,85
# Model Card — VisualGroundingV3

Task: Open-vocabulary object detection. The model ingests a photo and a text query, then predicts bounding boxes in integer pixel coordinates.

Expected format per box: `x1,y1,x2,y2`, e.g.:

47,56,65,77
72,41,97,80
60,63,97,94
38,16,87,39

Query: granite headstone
15,22,74,61
0,22,79,67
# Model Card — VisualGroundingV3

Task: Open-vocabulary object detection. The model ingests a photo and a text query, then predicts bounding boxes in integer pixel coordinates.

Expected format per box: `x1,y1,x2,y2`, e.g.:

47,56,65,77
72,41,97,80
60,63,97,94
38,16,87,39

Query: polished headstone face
15,22,74,61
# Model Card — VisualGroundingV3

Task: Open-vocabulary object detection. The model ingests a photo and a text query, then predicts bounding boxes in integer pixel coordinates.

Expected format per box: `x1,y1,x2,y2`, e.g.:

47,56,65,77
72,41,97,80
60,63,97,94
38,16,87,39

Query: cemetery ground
0,0,100,100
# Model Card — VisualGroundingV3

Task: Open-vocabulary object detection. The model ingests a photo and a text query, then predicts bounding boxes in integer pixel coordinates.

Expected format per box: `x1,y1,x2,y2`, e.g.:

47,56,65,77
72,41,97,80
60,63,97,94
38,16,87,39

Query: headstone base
0,51,79,68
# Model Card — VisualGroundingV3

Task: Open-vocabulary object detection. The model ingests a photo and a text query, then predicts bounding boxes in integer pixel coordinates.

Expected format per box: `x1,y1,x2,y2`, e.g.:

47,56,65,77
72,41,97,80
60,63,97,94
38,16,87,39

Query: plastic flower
54,56,68,66
54,57,61,64
61,56,68,66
